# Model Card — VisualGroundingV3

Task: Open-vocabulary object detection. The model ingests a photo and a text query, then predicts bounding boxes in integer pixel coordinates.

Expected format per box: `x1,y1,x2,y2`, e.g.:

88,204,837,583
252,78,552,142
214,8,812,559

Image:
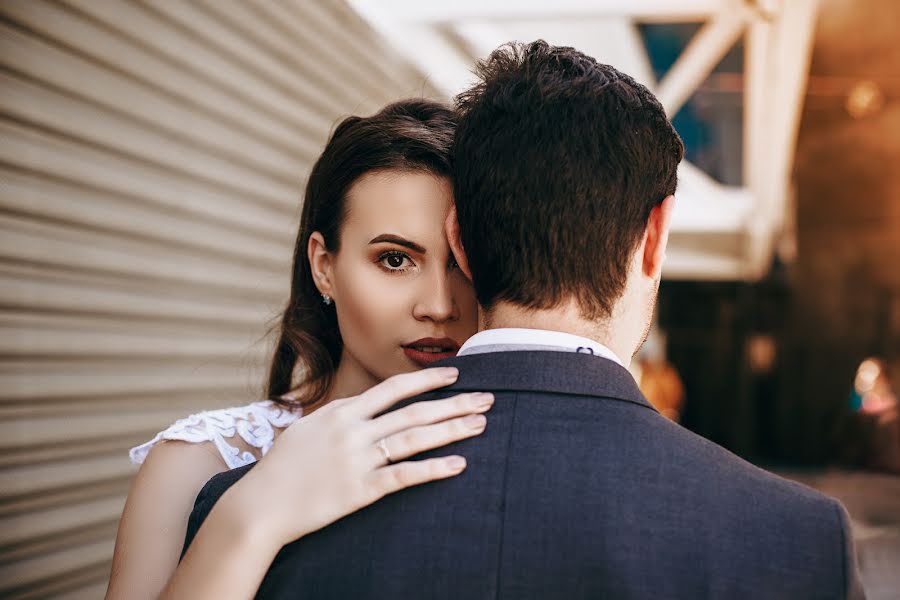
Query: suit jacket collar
458,328,624,366
436,351,657,413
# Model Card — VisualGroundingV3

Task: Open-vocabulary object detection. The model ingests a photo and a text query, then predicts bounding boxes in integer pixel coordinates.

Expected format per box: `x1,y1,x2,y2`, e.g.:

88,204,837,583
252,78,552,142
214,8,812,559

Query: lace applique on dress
129,400,301,469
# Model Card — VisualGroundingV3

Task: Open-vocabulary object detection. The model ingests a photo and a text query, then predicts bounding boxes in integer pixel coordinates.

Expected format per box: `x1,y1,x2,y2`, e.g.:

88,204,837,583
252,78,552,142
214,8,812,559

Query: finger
374,413,487,466
347,367,459,418
366,456,467,499
367,392,493,441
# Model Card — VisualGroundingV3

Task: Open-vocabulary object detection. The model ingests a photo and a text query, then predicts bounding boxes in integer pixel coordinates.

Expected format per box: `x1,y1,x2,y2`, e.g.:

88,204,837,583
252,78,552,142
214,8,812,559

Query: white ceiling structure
348,0,820,281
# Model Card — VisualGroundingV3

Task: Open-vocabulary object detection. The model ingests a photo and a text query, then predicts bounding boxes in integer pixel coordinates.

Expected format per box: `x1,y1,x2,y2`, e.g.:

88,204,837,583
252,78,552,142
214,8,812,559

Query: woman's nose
412,269,459,323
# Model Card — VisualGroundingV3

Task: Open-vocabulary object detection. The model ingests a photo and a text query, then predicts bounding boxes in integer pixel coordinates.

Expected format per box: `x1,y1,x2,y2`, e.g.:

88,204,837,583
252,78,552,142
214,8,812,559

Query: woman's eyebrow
368,234,426,254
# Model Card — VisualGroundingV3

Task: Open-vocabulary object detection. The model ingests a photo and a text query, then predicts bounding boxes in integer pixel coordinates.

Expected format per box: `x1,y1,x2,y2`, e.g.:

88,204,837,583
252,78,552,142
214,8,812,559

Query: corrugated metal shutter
0,1,437,597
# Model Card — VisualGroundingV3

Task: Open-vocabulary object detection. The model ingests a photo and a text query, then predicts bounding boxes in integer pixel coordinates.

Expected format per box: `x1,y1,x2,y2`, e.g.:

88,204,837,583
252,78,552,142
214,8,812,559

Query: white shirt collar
458,327,624,366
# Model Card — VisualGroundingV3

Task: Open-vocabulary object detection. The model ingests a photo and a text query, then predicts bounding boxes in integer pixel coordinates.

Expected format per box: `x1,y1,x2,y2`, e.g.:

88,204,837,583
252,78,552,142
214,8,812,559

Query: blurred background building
0,0,898,598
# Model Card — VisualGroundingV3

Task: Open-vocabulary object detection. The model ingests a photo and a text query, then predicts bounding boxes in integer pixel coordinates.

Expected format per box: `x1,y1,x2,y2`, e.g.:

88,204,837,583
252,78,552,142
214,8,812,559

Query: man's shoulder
627,410,846,542
439,351,843,518
657,423,857,595
519,393,850,590
486,377,845,537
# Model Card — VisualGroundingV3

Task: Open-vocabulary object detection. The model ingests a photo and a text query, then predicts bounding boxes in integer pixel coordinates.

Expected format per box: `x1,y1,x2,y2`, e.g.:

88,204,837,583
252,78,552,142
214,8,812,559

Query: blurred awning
348,0,820,281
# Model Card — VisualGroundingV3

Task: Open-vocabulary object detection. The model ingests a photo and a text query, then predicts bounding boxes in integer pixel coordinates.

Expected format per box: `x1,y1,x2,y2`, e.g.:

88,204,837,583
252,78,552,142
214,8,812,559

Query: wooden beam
655,10,749,117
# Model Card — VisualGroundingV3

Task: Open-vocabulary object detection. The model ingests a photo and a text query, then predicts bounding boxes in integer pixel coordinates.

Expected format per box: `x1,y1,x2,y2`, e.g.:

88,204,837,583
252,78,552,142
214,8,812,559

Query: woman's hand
225,366,491,549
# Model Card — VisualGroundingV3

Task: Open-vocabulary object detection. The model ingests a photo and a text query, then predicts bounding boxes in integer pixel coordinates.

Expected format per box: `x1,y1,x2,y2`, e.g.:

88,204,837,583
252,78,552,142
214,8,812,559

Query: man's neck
481,301,632,366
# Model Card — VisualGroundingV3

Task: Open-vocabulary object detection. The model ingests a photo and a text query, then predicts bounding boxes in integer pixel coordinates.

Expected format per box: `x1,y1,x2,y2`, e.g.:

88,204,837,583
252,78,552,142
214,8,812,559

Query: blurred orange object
638,360,685,422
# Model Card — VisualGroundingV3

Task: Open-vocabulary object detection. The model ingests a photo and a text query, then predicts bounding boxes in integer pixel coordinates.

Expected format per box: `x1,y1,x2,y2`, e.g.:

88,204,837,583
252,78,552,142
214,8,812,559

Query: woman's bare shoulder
107,438,230,598
129,400,301,469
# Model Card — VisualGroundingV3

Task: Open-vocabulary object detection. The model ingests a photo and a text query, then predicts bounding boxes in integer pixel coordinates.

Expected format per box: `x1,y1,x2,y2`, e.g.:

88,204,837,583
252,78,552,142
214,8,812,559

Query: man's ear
445,205,473,281
307,231,335,297
642,195,676,280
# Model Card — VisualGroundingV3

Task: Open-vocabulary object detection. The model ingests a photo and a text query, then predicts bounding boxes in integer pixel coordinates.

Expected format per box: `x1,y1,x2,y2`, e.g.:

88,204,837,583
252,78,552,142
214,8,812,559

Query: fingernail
440,367,459,379
464,414,487,429
474,392,494,408
446,456,466,470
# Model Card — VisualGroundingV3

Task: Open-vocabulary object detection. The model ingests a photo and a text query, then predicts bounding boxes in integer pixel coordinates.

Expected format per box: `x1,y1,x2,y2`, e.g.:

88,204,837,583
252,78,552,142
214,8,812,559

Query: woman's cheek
338,267,403,338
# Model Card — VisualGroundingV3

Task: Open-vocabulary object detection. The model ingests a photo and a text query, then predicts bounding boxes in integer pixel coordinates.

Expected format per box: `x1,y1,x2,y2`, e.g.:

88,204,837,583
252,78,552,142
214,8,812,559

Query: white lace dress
129,400,301,469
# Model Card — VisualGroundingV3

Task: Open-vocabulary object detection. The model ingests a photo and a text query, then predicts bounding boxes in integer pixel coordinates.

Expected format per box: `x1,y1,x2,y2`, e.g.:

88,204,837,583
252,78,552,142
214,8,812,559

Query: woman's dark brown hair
267,99,457,411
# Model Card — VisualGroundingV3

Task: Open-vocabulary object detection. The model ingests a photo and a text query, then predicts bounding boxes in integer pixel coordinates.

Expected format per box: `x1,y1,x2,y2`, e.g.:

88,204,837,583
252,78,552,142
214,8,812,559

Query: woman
105,100,484,599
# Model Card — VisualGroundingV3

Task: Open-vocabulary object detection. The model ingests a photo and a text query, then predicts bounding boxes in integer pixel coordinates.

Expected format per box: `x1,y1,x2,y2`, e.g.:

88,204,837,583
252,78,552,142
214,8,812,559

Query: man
185,41,863,598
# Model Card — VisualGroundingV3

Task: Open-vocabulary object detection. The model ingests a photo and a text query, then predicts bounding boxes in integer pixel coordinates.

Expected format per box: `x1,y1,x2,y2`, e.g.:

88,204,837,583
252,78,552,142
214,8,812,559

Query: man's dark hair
452,40,684,319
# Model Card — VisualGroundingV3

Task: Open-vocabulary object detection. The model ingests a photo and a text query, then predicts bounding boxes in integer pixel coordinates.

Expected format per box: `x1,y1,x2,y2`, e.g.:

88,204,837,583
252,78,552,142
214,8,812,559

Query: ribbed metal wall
0,1,435,597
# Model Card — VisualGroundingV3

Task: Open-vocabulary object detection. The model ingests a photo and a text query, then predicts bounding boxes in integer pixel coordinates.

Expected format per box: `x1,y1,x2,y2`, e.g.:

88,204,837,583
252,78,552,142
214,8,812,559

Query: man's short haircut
452,40,685,319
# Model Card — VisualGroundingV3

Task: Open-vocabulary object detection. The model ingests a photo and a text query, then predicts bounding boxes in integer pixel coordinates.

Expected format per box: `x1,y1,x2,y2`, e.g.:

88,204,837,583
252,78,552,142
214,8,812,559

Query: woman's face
310,170,478,391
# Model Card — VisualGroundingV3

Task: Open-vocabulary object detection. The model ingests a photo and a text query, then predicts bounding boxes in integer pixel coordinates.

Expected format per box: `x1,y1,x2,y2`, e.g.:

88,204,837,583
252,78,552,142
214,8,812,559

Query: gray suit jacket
184,351,864,599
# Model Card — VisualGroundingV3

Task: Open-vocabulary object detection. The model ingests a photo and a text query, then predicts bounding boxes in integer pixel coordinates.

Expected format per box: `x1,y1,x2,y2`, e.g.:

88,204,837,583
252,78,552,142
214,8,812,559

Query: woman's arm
105,441,228,600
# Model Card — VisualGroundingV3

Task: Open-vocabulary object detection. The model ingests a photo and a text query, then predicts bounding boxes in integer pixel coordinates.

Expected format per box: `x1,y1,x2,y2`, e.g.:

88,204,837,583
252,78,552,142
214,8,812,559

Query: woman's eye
378,252,413,272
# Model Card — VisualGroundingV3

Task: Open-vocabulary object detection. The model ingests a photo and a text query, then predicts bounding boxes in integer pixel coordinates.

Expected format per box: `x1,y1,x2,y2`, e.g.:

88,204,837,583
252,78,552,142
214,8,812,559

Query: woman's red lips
402,337,461,367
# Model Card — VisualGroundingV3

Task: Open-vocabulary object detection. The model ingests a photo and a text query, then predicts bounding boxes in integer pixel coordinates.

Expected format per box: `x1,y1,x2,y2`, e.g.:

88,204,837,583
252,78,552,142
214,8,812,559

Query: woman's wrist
211,479,286,555
220,463,314,549
162,484,283,600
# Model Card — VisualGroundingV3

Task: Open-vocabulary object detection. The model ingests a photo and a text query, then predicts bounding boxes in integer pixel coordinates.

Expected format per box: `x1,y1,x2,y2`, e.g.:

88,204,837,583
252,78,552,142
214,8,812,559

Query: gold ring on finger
377,438,393,464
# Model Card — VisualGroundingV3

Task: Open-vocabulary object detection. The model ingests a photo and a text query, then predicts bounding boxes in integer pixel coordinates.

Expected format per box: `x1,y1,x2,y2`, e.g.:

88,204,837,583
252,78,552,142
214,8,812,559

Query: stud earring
322,293,332,306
